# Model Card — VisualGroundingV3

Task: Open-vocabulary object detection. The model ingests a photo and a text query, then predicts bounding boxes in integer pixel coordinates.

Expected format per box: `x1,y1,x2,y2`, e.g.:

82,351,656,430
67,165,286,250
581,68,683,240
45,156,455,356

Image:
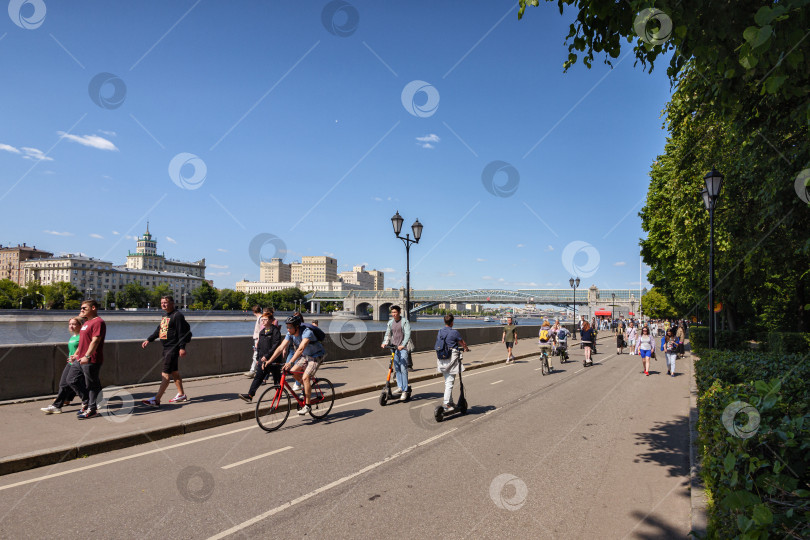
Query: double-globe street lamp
700,168,724,349
611,292,616,325
569,277,580,337
391,211,423,322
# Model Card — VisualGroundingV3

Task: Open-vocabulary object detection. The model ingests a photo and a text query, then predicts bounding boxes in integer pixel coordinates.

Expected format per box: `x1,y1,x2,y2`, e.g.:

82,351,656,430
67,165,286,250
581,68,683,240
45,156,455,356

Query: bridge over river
306,286,646,321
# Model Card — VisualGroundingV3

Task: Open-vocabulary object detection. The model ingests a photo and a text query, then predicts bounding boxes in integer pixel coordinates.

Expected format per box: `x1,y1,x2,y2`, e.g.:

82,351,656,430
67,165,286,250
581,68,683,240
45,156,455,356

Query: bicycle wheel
255,385,291,432
541,354,548,376
308,377,335,419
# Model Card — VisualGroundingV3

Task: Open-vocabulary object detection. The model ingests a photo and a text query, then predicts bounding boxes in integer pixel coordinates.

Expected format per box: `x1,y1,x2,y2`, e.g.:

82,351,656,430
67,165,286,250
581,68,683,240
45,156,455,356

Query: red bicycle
255,369,334,432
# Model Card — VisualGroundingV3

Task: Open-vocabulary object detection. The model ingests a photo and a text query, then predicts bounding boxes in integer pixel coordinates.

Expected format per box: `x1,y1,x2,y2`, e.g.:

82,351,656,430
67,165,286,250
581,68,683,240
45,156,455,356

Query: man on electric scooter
436,314,469,413
381,305,412,401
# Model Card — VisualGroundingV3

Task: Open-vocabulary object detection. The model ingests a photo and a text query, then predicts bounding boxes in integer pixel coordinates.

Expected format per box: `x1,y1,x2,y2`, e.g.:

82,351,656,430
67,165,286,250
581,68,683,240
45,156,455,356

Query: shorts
162,349,180,374
292,355,323,377
505,342,514,349
538,343,552,352
639,349,652,359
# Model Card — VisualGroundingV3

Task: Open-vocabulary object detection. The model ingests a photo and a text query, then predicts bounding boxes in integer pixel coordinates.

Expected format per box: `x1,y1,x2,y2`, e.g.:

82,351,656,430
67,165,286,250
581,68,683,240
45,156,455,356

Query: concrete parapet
0,325,542,400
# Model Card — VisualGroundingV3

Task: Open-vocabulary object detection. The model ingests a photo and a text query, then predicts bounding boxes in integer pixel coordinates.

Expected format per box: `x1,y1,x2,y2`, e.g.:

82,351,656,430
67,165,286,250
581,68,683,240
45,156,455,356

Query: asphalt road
0,344,692,539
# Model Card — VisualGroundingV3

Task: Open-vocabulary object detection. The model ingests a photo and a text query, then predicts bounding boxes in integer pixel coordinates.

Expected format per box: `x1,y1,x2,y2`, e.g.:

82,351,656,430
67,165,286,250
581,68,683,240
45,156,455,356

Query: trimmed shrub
696,349,810,538
766,332,810,355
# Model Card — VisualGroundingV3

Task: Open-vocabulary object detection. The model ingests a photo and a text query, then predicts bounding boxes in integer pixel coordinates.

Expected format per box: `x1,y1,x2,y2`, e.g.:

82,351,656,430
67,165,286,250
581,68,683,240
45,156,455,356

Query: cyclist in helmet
262,313,326,415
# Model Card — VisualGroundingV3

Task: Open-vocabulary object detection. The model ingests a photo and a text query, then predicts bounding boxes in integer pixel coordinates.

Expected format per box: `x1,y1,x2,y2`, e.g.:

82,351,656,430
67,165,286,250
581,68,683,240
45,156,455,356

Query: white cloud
381,267,396,273
498,278,505,282
545,245,554,252
482,276,493,280
628,281,642,286
373,197,382,201
441,271,456,277
98,130,117,137
89,233,104,239
166,236,177,244
57,132,118,151
324,252,335,257
125,235,137,240
0,143,21,154
614,261,627,267
217,248,228,253
44,230,73,236
416,134,440,143
209,271,232,277
112,231,120,235
21,147,53,161
516,243,524,248
419,143,435,149
209,264,229,269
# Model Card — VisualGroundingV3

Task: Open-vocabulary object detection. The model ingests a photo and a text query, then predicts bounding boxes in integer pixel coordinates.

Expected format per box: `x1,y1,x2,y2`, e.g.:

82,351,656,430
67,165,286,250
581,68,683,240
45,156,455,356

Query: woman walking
664,329,678,376
41,316,85,414
615,319,625,354
626,321,638,356
636,326,654,376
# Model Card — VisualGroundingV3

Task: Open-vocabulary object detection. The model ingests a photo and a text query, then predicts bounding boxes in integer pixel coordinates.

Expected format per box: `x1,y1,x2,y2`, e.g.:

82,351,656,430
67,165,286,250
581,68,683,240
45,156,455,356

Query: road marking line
575,369,583,373
534,368,542,371
409,401,434,410
221,446,293,470
207,428,458,540
490,380,503,385
0,425,256,492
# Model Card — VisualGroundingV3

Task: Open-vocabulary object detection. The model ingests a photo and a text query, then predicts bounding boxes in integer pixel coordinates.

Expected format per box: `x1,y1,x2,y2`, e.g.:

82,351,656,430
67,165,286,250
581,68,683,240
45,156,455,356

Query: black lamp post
391,211,423,322
611,292,615,324
701,167,724,349
630,299,635,322
569,277,580,337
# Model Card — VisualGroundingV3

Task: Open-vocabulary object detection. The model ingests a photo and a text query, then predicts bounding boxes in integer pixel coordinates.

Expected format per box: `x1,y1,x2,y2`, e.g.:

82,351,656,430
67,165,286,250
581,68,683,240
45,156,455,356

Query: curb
0,353,534,477
688,349,708,537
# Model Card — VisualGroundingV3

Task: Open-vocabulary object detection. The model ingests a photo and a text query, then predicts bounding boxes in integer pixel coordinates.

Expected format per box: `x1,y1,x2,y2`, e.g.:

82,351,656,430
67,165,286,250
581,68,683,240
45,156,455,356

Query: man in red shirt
74,299,106,419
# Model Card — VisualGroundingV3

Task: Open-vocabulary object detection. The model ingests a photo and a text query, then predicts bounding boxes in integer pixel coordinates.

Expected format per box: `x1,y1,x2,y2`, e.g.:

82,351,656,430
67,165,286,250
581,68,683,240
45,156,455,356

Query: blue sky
1,1,671,292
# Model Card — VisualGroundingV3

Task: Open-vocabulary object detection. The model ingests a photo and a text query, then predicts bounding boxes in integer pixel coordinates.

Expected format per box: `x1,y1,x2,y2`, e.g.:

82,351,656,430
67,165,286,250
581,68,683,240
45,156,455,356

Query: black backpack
435,331,452,360
301,323,326,343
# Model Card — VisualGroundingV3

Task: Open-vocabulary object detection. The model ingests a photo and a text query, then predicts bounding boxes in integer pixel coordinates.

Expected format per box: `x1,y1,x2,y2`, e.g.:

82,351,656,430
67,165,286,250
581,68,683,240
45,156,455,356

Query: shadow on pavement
626,488,689,539
320,408,373,425
633,416,690,478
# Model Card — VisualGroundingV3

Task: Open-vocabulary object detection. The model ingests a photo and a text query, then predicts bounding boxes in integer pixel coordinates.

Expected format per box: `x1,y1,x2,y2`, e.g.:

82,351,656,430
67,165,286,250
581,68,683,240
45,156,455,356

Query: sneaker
399,391,408,401
41,405,62,414
168,394,188,403
141,398,160,408
244,371,255,378
444,403,455,412
77,409,97,420
666,369,670,375
645,371,649,376
298,404,311,415
292,382,302,392
238,393,252,403
76,406,88,416
392,387,403,396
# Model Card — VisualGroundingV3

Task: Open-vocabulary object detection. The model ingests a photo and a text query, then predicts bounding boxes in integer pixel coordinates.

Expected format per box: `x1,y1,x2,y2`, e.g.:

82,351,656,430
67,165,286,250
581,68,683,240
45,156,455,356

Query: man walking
502,316,518,363
74,300,106,419
381,305,412,400
141,296,192,407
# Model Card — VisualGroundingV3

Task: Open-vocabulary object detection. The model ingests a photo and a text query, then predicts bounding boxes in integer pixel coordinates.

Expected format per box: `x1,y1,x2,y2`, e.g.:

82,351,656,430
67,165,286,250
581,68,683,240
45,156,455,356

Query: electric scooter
556,338,569,363
379,345,411,406
434,347,467,422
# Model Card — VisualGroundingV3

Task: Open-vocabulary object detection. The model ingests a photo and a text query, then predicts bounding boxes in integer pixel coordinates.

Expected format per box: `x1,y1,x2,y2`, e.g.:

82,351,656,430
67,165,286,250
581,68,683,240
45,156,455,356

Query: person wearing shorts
626,321,638,355
264,314,325,415
636,326,654,376
502,317,517,363
141,296,192,408
537,319,554,370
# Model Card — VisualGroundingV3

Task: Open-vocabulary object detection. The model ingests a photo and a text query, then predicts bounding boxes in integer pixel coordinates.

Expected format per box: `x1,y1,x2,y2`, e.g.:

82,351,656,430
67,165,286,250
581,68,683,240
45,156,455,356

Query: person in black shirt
140,296,192,407
239,313,283,403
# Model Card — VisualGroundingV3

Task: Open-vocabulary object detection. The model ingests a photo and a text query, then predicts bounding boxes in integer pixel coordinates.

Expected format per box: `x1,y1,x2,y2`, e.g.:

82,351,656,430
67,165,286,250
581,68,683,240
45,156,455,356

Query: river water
1,317,549,346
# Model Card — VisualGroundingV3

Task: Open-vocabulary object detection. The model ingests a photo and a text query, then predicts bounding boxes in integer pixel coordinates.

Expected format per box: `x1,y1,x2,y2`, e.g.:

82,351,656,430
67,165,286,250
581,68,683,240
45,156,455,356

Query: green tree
119,282,150,308
191,281,218,310
216,288,244,310
103,290,116,310
149,284,173,308
0,279,24,308
641,288,677,319
43,282,83,310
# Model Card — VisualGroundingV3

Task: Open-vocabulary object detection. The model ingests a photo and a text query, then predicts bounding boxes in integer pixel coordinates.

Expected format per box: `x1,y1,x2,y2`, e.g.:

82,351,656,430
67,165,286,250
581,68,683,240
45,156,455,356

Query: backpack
539,328,550,342
301,323,326,343
435,332,452,360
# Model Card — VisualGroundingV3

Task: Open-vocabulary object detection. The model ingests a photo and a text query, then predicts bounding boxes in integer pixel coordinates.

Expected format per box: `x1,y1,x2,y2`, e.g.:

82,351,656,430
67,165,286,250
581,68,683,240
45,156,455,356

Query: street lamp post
391,211,423,322
701,168,724,349
569,277,580,337
611,292,615,325
630,299,635,322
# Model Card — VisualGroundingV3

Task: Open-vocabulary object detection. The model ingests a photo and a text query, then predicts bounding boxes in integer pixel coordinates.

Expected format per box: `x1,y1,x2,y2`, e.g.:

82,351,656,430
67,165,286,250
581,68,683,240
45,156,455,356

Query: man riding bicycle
555,324,570,361
538,319,554,370
263,314,325,415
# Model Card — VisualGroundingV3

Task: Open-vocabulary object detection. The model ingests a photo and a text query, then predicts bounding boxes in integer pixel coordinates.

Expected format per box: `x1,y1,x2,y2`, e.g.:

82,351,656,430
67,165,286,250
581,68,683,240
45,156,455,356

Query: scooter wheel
458,397,468,414
434,405,444,422
379,391,388,406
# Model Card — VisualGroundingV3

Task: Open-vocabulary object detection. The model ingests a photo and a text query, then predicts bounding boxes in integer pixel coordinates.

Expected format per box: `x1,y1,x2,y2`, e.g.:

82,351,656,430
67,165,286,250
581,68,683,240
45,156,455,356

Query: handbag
406,338,414,352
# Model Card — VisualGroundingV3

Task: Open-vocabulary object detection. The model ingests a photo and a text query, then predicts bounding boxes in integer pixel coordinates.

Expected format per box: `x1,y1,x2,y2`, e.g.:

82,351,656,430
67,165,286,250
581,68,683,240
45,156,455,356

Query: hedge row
695,349,809,538
690,326,810,354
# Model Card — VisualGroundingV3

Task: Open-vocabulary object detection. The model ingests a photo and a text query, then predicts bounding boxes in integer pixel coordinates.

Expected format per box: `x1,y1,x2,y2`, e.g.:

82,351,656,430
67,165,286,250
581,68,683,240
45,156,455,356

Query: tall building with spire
125,222,205,277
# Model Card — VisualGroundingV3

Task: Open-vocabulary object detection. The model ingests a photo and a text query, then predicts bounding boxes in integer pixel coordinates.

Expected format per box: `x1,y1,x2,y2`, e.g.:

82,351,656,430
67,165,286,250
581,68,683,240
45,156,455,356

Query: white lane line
207,428,458,540
0,424,256,492
221,446,293,470
534,367,543,371
409,401,435,410
575,369,583,374
490,380,503,385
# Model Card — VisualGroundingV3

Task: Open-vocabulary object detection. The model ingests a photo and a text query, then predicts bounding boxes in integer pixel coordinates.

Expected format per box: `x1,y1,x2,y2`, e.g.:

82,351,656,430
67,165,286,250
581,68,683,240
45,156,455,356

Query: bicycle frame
273,369,326,409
